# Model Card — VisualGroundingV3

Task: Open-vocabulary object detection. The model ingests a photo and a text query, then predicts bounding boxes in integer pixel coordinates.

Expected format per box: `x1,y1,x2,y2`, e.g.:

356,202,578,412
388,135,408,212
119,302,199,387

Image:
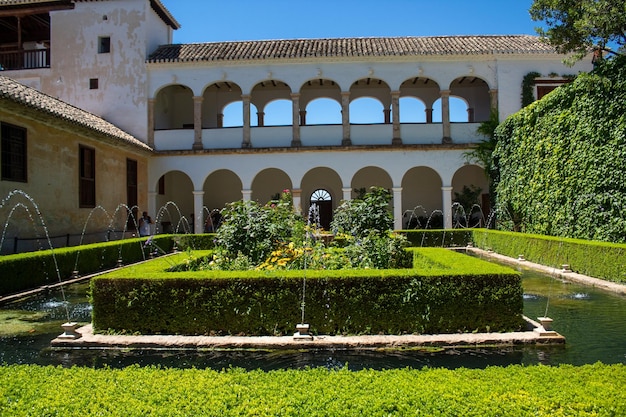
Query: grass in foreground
0,363,624,416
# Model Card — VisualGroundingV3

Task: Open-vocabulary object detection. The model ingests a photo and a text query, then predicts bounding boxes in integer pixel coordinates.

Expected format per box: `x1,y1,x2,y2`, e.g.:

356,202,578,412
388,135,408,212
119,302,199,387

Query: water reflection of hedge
91,248,523,336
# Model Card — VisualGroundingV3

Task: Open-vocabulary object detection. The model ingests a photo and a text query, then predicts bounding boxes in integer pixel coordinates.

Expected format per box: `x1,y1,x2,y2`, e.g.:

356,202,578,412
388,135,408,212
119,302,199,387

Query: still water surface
1,267,625,370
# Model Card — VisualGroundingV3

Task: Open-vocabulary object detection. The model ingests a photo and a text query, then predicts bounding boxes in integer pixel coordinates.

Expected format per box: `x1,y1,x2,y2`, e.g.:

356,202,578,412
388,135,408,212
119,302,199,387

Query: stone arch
349,78,391,124
451,164,490,227
202,81,243,128
351,166,393,199
251,80,292,126
154,170,194,233
301,167,343,229
449,76,491,122
401,167,443,229
153,84,194,130
251,168,293,204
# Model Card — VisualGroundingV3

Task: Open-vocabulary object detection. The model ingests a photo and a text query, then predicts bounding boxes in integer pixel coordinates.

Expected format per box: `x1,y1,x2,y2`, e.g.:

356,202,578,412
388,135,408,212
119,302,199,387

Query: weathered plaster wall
0,105,149,242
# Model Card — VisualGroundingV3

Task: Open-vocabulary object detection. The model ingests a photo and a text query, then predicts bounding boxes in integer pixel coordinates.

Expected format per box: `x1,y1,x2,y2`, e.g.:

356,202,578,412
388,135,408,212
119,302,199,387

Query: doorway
310,189,332,230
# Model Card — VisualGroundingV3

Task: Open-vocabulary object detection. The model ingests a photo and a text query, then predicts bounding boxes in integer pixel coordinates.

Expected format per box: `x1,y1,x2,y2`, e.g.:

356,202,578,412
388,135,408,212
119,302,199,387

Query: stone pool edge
51,317,564,350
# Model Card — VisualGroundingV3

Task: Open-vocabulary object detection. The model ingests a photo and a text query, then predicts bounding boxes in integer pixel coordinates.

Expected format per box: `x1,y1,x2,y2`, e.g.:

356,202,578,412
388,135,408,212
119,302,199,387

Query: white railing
351,124,393,145
401,123,442,144
301,125,342,146
202,128,242,149
450,123,483,143
154,129,194,151
153,123,483,151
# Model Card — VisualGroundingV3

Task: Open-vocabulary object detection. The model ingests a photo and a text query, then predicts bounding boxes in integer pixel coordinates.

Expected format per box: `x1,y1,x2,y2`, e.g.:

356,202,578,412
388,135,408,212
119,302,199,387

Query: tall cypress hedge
494,57,626,242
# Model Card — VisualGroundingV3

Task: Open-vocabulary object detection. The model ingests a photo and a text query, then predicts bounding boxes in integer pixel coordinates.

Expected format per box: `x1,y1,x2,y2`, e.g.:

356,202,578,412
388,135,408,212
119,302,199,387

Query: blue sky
160,0,541,44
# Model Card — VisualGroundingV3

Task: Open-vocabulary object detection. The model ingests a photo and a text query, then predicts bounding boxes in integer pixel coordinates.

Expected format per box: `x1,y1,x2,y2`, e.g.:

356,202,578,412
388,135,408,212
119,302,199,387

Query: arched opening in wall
203,169,243,231
351,166,392,202
154,85,194,130
451,164,490,228
305,98,342,125
450,76,491,122
263,99,292,126
431,96,469,123
251,168,292,205
222,102,259,127
309,189,332,230
399,97,427,123
301,167,342,231
202,82,243,128
350,97,385,124
401,167,443,229
154,170,194,234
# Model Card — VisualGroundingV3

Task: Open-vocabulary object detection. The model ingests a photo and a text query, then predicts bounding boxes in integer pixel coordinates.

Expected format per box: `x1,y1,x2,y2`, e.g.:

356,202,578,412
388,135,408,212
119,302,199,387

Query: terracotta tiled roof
0,75,152,152
147,35,556,63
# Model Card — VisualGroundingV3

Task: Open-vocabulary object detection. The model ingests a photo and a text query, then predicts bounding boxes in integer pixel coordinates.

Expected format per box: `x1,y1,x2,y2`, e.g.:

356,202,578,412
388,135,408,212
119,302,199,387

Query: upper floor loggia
148,72,496,151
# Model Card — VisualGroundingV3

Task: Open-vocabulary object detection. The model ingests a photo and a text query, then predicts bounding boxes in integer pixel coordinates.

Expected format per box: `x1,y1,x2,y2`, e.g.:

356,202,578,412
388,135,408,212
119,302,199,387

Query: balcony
0,47,50,71
154,123,484,151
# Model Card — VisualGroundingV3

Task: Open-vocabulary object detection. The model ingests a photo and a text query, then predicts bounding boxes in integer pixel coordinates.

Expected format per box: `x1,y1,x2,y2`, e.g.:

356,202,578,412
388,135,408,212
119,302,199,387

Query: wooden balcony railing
0,48,50,71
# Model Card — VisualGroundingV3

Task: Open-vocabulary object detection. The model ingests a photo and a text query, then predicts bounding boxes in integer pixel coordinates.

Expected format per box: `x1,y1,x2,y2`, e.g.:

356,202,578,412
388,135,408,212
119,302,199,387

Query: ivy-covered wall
494,57,626,243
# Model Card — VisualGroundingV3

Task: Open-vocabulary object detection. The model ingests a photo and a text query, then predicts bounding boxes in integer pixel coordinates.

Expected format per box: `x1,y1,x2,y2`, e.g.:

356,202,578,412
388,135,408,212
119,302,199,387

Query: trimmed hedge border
91,248,523,336
470,229,626,284
1,363,625,416
0,235,174,296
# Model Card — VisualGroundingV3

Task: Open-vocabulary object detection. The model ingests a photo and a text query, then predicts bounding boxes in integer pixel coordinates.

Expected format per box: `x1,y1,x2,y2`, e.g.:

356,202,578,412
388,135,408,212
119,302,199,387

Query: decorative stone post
342,187,352,202
242,94,251,148
291,93,301,147
392,187,403,230
441,90,452,143
192,96,203,150
391,90,402,145
441,186,453,229
257,111,265,127
242,189,252,202
341,91,351,146
192,190,204,234
291,188,302,216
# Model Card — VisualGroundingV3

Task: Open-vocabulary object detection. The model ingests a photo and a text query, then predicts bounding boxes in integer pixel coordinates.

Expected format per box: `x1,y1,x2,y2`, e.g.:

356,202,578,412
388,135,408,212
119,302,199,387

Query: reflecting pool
1,267,625,370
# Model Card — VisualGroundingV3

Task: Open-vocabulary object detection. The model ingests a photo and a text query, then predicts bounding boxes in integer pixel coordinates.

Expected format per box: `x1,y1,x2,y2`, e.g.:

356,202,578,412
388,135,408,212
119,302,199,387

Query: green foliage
331,186,393,237
400,229,473,247
91,248,522,335
522,71,542,107
0,235,174,296
1,363,625,416
470,229,626,283
214,190,301,267
530,0,626,64
493,56,626,243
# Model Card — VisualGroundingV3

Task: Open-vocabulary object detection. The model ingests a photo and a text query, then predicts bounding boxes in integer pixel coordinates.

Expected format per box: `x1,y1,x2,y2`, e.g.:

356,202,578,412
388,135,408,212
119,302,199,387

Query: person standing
138,211,153,237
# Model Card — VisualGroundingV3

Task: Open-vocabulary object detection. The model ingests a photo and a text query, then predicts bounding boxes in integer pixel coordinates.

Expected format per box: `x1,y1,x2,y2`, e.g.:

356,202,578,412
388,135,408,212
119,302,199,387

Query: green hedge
470,229,626,283
91,248,523,335
1,363,625,416
0,235,174,296
400,229,473,247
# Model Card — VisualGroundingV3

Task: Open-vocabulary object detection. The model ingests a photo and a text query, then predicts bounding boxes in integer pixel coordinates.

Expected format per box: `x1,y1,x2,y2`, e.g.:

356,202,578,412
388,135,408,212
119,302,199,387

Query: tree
529,0,626,64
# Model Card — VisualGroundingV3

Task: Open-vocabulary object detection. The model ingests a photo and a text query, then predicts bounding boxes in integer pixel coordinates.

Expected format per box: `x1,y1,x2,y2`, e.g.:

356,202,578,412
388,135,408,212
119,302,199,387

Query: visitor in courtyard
138,211,153,237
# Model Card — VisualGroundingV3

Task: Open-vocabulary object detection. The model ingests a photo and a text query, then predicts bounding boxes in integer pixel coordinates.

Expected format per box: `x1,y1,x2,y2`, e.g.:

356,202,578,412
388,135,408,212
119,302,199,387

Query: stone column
442,186,453,229
291,188,302,216
192,190,205,234
467,108,475,123
257,111,265,127
299,110,307,126
192,96,204,150
383,108,391,124
242,189,252,202
147,98,155,148
392,187,403,230
291,93,301,147
391,90,402,145
217,113,224,128
242,94,251,148
341,91,351,146
489,89,499,115
342,187,352,202
441,90,452,144
425,108,433,124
